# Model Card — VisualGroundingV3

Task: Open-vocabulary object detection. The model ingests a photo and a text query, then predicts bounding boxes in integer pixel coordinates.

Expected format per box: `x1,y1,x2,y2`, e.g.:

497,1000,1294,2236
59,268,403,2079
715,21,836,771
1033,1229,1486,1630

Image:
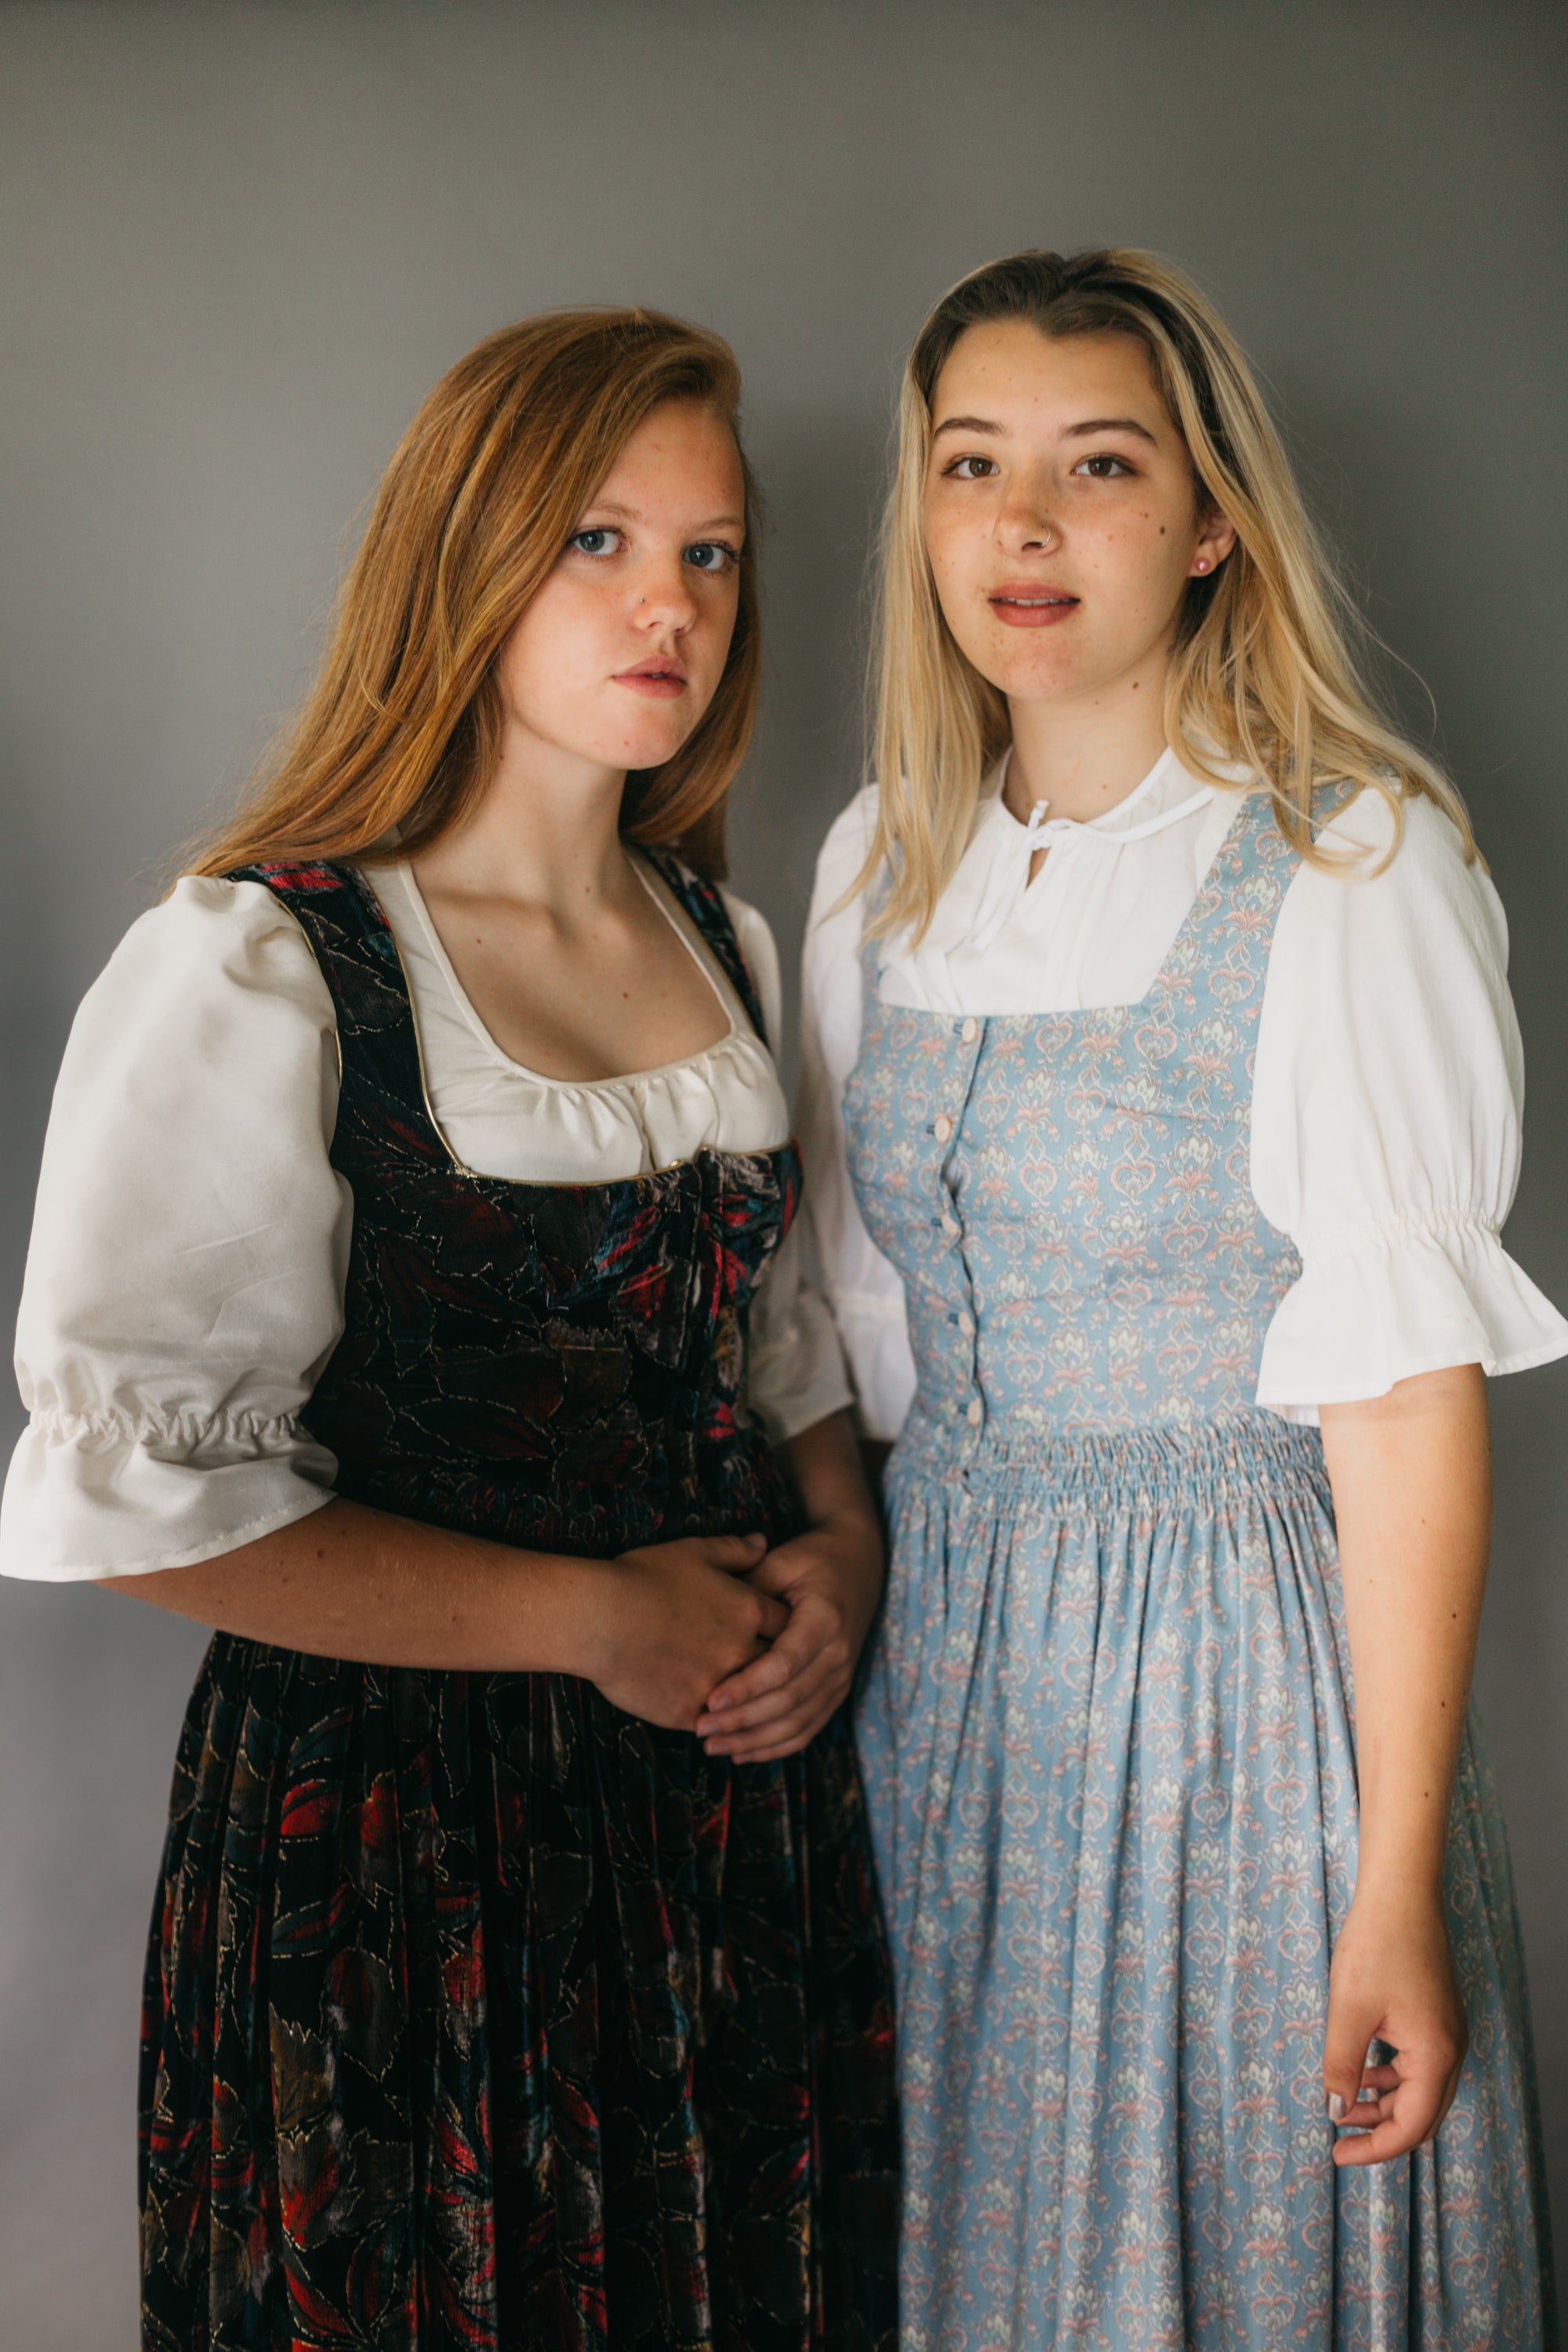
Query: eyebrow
1063,416,1159,445
587,499,746,532
931,412,1159,447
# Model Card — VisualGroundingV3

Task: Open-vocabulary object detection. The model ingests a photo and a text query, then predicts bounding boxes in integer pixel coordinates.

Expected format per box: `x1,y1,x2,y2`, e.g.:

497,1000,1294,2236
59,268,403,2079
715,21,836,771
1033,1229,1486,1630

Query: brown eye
946,455,998,480
1075,454,1134,480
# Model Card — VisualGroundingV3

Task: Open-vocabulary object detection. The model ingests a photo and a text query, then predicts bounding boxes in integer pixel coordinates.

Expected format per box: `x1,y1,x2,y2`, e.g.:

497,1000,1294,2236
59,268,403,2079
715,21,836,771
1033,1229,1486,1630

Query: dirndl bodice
844,786,1306,1448
136,855,898,2352
845,793,1554,2351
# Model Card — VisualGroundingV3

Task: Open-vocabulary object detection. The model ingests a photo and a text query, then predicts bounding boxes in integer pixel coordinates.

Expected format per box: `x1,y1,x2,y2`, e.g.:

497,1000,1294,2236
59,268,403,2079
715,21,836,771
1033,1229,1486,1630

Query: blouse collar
987,742,1210,841
966,746,1216,952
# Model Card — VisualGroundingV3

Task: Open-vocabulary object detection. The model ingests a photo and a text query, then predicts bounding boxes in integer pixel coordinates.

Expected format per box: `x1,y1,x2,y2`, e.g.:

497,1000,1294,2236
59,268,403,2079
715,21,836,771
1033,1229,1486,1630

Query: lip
614,656,688,698
988,583,1080,629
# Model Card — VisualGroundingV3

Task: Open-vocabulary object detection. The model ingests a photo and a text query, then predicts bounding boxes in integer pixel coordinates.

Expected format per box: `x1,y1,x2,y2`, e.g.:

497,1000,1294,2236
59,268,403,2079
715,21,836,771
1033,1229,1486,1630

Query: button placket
932,1014,987,1437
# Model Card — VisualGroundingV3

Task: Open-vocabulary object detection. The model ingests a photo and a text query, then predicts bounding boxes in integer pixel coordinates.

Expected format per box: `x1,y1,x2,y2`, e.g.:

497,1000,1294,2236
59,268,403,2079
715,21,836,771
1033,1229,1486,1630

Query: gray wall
2,2,1564,2337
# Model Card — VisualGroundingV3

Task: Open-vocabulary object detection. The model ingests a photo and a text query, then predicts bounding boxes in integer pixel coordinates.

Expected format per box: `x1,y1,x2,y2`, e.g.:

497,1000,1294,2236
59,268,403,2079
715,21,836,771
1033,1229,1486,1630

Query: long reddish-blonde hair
187,307,760,881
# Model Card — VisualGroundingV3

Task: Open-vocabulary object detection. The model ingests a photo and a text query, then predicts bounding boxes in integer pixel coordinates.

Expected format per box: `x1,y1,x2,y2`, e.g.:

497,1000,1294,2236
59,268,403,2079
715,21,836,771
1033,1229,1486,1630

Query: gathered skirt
138,1648,898,2351
857,1410,1555,2352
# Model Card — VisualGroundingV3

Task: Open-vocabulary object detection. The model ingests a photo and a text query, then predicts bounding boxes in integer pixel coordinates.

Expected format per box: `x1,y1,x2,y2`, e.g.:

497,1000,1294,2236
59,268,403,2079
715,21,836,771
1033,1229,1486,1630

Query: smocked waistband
891,1407,1329,1512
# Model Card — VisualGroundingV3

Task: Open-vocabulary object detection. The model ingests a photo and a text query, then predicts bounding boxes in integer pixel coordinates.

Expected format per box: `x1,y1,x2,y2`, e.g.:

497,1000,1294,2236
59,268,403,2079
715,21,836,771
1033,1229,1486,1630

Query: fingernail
1326,2093,1346,2122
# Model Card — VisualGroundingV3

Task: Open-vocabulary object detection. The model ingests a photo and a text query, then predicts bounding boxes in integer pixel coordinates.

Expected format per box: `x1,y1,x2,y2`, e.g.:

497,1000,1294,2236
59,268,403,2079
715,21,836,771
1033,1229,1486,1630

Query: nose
635,550,699,634
996,472,1058,554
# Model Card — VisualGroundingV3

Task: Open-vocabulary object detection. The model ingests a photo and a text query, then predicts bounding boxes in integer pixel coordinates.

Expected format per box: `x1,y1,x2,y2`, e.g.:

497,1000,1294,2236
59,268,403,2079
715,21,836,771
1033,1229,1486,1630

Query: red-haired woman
1,312,897,2350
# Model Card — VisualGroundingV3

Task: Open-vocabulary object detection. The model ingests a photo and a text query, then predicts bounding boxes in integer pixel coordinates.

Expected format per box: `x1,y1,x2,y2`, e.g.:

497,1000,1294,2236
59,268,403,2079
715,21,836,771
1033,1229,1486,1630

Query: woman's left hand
695,1509,883,1763
1322,1885,1468,2165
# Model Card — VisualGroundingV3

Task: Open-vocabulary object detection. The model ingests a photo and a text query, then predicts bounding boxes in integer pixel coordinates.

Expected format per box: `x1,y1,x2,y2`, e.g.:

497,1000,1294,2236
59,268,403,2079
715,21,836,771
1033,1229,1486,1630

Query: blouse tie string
969,786,1216,954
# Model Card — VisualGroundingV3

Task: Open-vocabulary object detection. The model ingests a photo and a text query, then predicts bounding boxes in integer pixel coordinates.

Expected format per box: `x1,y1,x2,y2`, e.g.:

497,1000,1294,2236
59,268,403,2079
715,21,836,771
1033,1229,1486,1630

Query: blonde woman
1,310,898,2348
771,250,1563,2344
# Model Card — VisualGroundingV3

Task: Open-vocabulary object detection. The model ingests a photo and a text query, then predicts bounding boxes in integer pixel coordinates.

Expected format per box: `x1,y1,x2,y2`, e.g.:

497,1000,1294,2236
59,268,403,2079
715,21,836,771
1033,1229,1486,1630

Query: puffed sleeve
1251,790,1568,1418
0,878,351,1578
721,890,855,1445
796,793,917,1444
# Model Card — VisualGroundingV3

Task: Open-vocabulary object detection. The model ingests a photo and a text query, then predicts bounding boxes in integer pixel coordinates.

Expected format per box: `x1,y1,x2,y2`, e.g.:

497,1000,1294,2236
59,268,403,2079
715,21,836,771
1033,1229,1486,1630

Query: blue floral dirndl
846,790,1554,2349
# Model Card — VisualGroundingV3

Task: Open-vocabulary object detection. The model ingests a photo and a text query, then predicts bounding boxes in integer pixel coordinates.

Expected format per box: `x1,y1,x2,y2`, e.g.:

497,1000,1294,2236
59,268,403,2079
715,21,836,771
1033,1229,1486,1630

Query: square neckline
350,858,789,1192
368,853,742,1091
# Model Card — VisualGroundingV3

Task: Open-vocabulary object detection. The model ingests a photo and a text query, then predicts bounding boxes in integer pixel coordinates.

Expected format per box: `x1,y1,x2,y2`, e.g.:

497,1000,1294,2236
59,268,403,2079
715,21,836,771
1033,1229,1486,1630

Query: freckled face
495,397,746,776
920,322,1234,707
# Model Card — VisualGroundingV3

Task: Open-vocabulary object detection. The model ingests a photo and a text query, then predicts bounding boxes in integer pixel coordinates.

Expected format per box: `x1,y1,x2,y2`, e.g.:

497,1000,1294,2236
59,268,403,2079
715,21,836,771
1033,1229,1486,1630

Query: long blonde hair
862,246,1471,939
187,307,760,883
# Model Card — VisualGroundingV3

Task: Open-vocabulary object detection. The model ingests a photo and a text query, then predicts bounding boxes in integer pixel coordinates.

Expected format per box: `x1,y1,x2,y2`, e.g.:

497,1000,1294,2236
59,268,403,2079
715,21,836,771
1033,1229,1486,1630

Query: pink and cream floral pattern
848,792,1552,2350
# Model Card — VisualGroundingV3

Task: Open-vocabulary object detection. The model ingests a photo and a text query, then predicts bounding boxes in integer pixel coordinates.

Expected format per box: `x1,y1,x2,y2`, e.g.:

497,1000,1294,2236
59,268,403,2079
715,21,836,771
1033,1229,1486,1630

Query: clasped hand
590,1514,882,1762
696,1512,883,1762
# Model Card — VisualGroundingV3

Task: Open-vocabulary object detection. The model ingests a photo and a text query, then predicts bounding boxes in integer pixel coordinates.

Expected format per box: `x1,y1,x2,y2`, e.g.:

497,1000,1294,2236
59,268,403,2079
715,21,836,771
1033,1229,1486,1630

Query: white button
941,1214,960,1239
957,1310,974,1336
967,1400,983,1426
933,1114,953,1143
960,1017,979,1044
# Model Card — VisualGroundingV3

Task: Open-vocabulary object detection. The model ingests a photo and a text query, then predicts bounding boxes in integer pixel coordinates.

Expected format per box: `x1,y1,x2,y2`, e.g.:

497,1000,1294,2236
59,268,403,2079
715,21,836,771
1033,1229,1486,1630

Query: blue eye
570,527,620,557
684,540,739,573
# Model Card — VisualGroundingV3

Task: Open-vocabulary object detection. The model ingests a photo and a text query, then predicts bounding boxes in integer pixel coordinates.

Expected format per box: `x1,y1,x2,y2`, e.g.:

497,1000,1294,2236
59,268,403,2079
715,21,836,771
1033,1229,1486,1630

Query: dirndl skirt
138,1645,898,2351
857,1409,1555,2351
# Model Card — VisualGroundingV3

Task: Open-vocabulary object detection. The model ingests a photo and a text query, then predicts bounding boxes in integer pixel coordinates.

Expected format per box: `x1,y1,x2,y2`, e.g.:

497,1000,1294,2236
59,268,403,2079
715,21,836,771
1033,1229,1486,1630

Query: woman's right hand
586,1533,787,1730
1322,1885,1468,2164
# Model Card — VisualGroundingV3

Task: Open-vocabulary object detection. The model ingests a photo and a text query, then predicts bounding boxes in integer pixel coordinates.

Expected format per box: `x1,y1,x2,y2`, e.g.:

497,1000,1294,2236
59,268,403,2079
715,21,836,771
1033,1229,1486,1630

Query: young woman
0,310,898,2350
782,250,1563,2347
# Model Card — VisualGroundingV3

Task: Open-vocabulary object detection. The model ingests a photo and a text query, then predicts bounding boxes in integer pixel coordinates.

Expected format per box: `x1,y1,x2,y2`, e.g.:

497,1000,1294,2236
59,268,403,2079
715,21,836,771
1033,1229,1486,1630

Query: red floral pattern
136,855,898,2350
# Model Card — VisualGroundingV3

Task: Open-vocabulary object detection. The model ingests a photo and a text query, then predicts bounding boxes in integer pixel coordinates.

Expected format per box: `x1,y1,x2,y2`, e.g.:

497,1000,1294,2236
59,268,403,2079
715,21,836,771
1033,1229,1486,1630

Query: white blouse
1,857,851,1581
797,748,1568,1440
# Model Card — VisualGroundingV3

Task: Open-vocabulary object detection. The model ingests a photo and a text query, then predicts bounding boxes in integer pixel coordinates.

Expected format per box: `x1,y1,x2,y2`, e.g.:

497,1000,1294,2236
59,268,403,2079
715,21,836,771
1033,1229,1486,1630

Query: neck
412,726,632,914
1004,652,1171,826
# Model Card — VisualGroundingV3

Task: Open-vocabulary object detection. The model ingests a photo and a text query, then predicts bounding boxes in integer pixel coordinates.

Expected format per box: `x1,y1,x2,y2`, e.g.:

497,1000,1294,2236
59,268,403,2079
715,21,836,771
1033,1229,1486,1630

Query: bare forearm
98,1497,611,1675
692,1410,885,1765
1320,1363,1491,1900
787,1410,883,1555
857,1438,892,1501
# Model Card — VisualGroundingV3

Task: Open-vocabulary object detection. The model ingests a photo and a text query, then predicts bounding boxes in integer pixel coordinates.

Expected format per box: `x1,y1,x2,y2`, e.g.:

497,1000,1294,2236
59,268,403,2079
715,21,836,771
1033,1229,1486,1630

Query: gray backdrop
2,2,1563,2337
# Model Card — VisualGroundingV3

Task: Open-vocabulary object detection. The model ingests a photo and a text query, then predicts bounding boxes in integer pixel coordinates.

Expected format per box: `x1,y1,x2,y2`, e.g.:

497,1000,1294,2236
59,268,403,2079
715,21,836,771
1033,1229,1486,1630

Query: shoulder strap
229,859,437,1141
229,859,407,1025
639,848,772,1048
1308,775,1361,840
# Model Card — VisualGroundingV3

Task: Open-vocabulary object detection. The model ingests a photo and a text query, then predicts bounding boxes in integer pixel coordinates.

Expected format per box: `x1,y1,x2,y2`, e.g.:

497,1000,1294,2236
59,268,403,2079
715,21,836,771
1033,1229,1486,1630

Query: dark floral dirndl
136,853,899,2351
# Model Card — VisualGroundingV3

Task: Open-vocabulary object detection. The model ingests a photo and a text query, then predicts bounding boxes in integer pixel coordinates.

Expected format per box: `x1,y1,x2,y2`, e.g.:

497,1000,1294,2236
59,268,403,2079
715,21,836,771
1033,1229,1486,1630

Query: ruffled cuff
1255,1212,1568,1421
0,1408,338,1581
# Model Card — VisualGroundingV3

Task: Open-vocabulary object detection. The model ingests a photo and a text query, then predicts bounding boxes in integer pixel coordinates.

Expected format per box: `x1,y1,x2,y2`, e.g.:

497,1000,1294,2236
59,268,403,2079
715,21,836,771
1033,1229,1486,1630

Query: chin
982,654,1091,703
624,728,694,771
589,718,694,772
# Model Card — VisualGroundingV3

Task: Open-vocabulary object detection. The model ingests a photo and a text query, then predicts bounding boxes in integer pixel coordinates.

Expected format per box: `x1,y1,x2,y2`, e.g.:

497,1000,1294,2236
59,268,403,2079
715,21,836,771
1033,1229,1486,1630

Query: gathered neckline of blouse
365,854,767,1098
988,742,1216,848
